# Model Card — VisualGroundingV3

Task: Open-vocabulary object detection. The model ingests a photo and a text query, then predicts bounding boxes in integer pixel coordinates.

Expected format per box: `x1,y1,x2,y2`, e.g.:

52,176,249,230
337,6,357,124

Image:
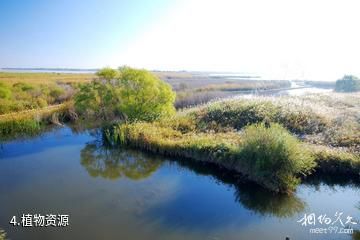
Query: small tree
335,75,360,92
75,67,176,122
96,67,118,82
74,81,122,120
118,67,176,121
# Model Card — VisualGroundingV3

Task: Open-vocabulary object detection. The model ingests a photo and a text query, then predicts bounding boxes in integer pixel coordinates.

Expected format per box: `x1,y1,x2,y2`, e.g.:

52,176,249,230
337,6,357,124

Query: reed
0,102,75,140
106,121,315,193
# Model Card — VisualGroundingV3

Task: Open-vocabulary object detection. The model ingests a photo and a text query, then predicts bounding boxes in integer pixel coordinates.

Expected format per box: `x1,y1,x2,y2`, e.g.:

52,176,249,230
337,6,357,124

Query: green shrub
0,82,11,99
75,67,176,122
335,75,360,92
96,67,118,82
118,66,176,121
74,81,122,120
237,123,316,192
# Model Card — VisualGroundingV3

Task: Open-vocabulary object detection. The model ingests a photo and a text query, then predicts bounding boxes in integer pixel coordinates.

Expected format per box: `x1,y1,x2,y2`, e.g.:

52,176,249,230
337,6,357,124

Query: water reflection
80,142,163,180
80,142,306,219
170,157,306,218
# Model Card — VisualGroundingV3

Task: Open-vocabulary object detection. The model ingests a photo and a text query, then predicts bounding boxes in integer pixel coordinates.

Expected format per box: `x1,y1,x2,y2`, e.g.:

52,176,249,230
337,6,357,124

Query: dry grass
0,72,95,85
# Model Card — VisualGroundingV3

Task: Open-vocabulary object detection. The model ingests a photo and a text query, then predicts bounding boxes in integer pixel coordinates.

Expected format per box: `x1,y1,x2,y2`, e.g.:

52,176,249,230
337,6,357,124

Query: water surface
0,128,359,240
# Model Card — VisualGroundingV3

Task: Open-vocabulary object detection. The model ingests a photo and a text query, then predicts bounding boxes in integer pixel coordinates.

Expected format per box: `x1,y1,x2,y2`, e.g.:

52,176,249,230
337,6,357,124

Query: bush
74,81,122,120
75,67,176,122
335,75,360,92
96,67,118,82
0,82,11,99
236,123,316,192
118,67,176,121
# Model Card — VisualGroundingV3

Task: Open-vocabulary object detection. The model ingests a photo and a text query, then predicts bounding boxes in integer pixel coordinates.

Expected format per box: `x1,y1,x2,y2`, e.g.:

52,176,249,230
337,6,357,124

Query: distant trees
335,75,360,92
74,67,176,121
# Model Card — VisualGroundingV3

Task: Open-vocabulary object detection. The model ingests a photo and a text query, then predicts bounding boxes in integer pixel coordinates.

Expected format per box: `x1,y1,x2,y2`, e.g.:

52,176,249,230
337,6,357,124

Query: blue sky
0,0,174,68
1,0,360,80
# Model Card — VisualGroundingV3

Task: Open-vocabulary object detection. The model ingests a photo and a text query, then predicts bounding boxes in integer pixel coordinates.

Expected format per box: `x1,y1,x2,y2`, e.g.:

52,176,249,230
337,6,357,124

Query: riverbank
106,92,360,193
0,102,76,141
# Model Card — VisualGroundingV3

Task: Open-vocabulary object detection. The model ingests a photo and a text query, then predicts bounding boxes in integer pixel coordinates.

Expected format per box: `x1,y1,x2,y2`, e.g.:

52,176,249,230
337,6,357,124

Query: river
0,127,359,240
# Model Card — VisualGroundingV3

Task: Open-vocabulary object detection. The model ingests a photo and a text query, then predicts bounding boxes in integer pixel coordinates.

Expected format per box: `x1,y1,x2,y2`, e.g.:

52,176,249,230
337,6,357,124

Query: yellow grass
0,72,95,85
0,103,68,123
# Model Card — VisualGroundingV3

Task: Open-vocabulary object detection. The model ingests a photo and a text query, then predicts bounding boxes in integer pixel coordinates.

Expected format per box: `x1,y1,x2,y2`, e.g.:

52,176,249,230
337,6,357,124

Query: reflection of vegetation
304,173,360,189
109,92,360,193
109,120,315,193
353,230,360,240
0,229,6,240
80,142,163,180
167,156,306,218
234,186,305,218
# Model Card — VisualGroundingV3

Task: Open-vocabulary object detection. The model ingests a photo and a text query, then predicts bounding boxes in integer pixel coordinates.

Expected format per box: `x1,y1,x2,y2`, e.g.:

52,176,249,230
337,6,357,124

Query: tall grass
106,122,315,193
0,72,94,85
0,102,76,140
194,99,328,134
237,123,315,192
106,92,359,192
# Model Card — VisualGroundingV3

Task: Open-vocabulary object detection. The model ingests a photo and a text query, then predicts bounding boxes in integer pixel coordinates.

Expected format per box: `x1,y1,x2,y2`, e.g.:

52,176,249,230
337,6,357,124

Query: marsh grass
0,72,94,85
107,92,359,192
310,145,360,176
237,123,315,192
0,102,75,140
194,98,329,134
107,121,315,192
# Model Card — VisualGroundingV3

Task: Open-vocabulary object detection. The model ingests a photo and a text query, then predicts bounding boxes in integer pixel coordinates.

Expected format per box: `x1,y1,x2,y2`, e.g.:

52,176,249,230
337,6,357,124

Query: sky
0,0,359,80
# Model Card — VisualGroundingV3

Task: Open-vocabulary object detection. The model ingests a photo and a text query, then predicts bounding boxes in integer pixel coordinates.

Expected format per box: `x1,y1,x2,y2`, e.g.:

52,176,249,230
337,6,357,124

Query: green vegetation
0,72,93,85
75,67,176,121
0,73,81,114
106,121,315,192
237,123,315,191
335,75,360,92
1,70,359,194
0,229,6,240
106,92,360,193
0,102,75,140
75,80,122,120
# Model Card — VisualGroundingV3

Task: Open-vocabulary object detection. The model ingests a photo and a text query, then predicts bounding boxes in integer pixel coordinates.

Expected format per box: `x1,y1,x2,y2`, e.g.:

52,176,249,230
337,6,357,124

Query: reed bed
0,102,75,139
107,92,359,193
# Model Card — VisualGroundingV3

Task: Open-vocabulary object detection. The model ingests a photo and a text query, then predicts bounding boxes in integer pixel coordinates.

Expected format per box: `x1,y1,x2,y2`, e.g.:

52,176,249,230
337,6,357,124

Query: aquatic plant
106,92,359,192
0,102,74,140
236,123,316,192
195,98,328,134
107,121,315,193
